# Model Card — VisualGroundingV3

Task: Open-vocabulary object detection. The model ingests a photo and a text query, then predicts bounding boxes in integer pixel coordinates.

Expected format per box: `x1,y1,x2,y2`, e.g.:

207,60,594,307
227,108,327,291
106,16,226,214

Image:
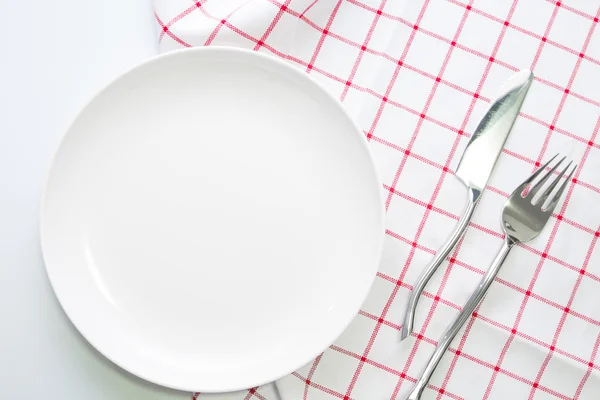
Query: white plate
40,47,384,392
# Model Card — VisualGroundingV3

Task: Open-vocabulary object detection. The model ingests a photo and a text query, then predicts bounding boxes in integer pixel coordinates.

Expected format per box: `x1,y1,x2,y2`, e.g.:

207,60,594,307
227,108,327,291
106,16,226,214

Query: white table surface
0,1,187,399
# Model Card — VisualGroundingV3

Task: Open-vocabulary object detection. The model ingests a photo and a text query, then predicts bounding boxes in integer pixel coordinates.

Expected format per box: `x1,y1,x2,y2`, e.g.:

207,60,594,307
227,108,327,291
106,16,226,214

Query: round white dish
40,47,384,392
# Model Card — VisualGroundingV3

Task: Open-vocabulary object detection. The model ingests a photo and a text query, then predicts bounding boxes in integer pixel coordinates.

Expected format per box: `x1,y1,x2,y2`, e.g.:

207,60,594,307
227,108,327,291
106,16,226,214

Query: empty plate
40,47,384,392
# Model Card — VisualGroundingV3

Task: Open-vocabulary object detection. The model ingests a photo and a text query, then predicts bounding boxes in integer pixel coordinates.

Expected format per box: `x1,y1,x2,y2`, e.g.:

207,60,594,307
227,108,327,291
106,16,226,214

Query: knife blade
399,70,534,341
456,70,534,193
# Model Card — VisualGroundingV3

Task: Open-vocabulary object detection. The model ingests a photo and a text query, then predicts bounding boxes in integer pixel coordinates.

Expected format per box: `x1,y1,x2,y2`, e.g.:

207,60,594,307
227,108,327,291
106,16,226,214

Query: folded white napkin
155,1,600,399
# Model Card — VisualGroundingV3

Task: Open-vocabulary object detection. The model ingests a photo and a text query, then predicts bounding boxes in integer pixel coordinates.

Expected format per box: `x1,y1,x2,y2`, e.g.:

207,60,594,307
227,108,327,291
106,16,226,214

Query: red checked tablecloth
154,1,600,399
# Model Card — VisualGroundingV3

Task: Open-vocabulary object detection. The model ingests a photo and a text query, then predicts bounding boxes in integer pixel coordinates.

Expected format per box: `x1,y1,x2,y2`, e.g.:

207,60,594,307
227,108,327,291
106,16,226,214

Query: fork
405,154,577,400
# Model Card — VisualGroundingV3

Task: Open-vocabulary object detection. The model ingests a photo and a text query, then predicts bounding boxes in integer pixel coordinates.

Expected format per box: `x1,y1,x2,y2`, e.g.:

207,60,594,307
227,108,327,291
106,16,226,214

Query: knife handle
400,186,480,341
405,239,513,400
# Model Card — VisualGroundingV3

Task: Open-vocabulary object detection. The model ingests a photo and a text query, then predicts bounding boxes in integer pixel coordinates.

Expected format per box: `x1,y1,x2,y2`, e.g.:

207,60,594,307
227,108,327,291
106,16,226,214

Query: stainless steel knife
399,70,534,341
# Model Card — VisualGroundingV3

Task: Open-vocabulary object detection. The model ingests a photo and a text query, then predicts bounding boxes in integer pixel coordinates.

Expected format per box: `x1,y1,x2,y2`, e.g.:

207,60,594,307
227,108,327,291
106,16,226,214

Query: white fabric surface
154,1,600,399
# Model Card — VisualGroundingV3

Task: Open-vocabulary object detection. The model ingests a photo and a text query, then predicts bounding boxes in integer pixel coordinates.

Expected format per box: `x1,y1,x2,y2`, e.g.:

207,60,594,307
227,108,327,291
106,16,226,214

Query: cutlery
400,70,534,340
405,154,577,400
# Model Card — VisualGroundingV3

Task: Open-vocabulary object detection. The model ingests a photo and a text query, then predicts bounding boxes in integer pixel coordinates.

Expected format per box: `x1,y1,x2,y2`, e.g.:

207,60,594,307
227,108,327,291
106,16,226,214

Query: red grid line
439,305,483,400
476,311,600,370
534,5,589,165
374,140,449,172
155,11,192,47
302,353,323,400
519,112,600,151
298,0,318,19
577,179,600,196
493,272,600,328
305,1,343,75
253,0,292,52
573,333,600,399
534,75,600,108
359,308,417,336
339,1,386,101
202,1,249,46
544,0,599,21
374,271,460,312
362,33,425,148
291,371,351,399
243,387,266,400
332,345,413,382
157,3,199,44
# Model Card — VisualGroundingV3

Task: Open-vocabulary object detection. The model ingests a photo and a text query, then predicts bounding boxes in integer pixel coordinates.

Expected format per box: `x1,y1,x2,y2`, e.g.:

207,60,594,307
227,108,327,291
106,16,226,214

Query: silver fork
405,154,577,400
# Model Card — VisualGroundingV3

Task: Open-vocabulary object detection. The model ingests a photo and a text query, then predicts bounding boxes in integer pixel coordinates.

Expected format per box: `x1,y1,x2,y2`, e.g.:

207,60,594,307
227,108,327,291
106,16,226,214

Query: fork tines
521,154,577,212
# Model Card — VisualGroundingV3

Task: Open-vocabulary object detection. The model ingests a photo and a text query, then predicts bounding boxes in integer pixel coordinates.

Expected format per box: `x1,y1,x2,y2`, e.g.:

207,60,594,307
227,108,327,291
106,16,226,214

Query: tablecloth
153,1,600,398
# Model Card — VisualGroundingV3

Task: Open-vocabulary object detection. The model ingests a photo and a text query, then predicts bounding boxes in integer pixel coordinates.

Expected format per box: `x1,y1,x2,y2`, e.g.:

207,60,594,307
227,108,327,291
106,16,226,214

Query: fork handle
400,187,480,340
405,239,513,400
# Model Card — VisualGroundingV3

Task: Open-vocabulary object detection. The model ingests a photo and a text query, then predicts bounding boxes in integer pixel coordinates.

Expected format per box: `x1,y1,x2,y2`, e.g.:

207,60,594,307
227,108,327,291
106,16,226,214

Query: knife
399,70,534,341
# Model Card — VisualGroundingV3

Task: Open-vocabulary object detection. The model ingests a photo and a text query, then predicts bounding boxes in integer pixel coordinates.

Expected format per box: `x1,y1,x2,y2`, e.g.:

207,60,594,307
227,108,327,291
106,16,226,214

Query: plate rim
39,46,385,392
